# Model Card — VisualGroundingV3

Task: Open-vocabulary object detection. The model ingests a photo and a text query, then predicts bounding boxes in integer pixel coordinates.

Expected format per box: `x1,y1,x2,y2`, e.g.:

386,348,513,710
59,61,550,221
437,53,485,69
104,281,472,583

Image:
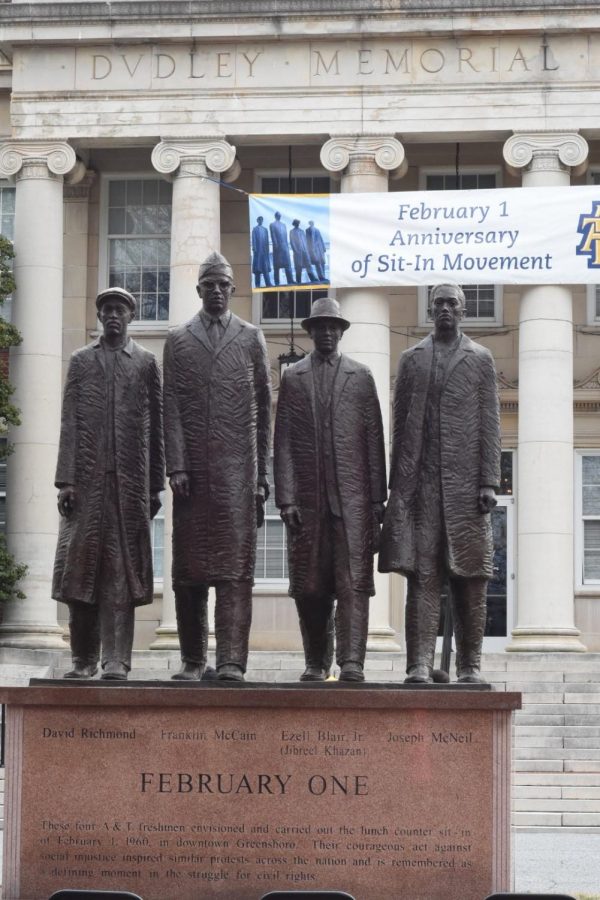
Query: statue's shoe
339,662,365,682
404,664,433,684
64,665,97,680
101,661,128,681
171,662,204,681
217,664,245,682
457,668,487,684
299,665,328,682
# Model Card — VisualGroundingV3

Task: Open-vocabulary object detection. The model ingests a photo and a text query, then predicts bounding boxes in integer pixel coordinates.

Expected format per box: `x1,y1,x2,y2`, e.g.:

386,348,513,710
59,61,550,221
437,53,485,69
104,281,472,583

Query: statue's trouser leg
68,602,101,670
174,585,209,666
214,580,253,673
451,576,488,675
330,515,369,667
96,498,135,671
285,266,295,285
294,264,302,284
405,570,445,672
295,597,334,673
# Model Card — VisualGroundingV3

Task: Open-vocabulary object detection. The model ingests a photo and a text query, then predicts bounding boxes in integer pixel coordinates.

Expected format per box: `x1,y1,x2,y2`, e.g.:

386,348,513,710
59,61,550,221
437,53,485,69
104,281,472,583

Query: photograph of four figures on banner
250,194,331,291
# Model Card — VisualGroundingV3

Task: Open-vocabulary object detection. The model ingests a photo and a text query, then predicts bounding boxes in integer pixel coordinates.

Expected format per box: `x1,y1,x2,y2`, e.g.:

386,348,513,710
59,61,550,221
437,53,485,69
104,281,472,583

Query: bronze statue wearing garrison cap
163,252,272,681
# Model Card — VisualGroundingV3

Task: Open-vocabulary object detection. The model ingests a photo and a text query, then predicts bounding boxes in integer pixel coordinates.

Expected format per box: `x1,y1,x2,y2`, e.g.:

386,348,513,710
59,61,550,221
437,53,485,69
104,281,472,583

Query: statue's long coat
274,353,387,597
379,333,501,579
251,224,270,275
269,220,292,269
163,313,271,586
52,339,164,606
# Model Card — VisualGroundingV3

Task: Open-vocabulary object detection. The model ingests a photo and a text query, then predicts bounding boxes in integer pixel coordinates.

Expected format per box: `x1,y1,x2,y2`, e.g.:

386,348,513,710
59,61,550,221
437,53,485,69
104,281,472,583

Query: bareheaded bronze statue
379,283,501,684
53,287,164,680
163,252,271,682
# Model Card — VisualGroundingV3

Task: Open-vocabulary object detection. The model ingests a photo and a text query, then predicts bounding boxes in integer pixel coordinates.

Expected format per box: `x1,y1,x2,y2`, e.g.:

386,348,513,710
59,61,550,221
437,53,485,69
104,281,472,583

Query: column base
367,626,402,652
0,624,68,650
506,627,587,653
148,626,180,651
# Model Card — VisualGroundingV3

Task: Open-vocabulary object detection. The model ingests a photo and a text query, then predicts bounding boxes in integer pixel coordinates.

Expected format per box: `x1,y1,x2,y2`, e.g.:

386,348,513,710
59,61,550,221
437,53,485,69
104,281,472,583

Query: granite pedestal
0,683,520,900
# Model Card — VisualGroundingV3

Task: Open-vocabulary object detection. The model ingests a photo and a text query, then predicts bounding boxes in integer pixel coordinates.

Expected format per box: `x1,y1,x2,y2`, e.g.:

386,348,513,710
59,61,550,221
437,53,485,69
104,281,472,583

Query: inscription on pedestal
1,687,519,900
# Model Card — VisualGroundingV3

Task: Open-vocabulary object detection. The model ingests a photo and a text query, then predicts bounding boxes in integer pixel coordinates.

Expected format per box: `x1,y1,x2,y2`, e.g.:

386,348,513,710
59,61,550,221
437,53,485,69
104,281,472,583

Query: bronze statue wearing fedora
274,297,387,682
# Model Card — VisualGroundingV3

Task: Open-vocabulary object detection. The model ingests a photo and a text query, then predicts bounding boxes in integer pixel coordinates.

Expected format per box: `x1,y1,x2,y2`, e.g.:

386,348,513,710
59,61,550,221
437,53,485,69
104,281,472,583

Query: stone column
150,137,237,649
321,135,406,650
63,171,95,363
503,132,588,652
0,141,80,648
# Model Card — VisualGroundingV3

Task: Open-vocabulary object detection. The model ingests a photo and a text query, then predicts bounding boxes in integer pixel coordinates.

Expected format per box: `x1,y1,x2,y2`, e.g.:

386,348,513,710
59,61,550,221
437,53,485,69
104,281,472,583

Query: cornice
1,1,599,35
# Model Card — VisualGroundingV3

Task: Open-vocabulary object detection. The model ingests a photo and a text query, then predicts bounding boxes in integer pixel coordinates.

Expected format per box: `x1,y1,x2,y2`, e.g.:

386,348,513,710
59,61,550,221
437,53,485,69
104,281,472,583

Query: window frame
252,169,333,330
417,166,504,328
98,173,172,332
575,450,600,591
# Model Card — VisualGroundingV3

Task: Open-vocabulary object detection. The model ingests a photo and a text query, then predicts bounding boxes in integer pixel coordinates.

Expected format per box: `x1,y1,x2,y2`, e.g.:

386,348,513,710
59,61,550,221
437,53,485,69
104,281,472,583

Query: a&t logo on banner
576,201,600,268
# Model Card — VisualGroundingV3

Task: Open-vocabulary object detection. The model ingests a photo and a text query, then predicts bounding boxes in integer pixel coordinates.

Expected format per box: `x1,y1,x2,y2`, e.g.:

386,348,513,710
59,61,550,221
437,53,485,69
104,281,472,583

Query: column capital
151,137,237,179
0,140,78,179
320,135,407,180
503,131,588,178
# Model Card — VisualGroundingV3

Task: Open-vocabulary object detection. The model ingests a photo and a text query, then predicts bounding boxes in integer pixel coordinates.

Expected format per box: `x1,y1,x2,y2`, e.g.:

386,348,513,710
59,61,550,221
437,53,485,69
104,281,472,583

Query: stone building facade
0,0,599,661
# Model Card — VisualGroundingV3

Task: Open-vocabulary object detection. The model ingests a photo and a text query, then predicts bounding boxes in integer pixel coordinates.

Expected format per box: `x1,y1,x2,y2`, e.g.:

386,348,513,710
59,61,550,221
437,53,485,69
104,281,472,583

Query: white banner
249,186,600,290
328,185,600,286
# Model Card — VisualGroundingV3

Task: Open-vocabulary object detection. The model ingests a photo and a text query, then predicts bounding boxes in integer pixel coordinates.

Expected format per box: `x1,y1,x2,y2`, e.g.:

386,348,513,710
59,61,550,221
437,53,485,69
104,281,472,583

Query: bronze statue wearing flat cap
53,287,164,680
274,297,387,682
163,251,272,682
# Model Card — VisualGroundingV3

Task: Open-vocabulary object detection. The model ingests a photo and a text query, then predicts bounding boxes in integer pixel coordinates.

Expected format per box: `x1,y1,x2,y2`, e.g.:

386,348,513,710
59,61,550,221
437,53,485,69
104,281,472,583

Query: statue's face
98,298,133,338
196,266,235,317
309,319,343,356
430,285,464,336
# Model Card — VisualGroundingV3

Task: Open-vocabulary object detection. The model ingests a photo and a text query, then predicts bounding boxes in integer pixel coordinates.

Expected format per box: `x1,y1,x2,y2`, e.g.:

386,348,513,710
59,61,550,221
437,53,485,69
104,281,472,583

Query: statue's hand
170,471,191,499
257,475,270,503
57,485,76,518
372,501,385,525
372,502,385,553
281,505,303,535
256,486,266,528
478,486,497,514
150,492,162,519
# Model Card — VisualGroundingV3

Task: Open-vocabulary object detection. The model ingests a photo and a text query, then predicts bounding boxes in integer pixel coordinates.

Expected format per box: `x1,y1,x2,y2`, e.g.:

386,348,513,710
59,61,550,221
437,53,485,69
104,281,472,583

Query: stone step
514,798,600,812
514,772,600,786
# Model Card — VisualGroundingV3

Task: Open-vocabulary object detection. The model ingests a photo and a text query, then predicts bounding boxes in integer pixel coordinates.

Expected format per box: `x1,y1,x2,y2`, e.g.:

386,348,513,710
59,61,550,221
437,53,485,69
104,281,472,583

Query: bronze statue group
252,213,328,288
52,252,500,686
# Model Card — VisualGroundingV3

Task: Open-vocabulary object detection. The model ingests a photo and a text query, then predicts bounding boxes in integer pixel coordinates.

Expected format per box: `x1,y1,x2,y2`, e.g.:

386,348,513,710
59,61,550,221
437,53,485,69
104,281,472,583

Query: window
0,438,6,535
576,452,600,587
418,169,502,326
255,460,288,581
104,178,172,323
151,492,165,581
261,288,328,325
253,172,331,327
0,184,15,323
586,171,600,324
